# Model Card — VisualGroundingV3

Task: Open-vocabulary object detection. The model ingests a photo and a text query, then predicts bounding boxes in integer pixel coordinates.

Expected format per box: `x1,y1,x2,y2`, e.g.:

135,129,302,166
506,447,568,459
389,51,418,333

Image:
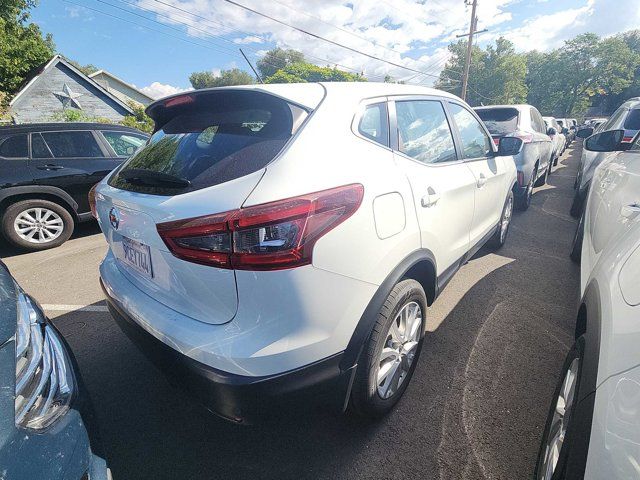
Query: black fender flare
0,186,78,213
339,248,437,372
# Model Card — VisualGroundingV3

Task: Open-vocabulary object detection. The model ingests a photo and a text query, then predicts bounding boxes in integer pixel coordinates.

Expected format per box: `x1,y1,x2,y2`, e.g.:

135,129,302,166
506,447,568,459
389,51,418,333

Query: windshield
109,92,307,195
475,108,519,135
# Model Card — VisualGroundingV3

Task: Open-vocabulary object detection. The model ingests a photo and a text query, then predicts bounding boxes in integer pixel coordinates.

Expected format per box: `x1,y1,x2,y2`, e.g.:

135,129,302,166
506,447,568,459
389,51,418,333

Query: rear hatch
475,107,519,147
98,88,312,324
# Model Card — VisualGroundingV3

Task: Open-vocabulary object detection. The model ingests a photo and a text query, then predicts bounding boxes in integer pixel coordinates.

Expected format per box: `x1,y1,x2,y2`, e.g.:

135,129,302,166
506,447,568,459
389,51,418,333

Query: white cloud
131,0,637,84
133,0,516,83
233,35,264,44
140,82,192,99
498,0,640,52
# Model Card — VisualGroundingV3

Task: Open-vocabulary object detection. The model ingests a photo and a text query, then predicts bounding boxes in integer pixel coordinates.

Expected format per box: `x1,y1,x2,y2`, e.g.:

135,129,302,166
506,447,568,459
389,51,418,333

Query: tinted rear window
0,134,28,158
624,109,640,130
475,108,519,135
109,92,307,195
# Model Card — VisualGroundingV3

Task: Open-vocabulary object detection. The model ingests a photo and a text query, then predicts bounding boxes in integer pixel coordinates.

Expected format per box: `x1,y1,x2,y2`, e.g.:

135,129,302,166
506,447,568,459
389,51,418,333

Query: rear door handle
421,187,440,208
36,164,64,171
621,203,640,218
476,173,487,188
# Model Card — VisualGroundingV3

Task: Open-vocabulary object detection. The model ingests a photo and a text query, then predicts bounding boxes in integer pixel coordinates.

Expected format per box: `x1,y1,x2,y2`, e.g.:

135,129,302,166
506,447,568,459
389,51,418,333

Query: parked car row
535,126,640,480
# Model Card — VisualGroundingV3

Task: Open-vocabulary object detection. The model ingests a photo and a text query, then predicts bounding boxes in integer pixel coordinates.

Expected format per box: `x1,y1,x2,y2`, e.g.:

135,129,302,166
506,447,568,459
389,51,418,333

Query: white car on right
536,129,640,479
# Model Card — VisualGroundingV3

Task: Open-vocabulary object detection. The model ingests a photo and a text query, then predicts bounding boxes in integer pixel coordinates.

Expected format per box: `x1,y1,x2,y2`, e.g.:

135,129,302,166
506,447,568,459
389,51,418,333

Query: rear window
624,109,640,130
0,134,28,158
109,92,307,195
475,108,519,135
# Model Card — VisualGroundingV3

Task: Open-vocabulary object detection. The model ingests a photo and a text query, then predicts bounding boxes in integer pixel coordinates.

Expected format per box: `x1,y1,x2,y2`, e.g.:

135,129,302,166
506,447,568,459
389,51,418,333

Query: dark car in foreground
475,104,553,210
0,123,148,251
0,261,110,479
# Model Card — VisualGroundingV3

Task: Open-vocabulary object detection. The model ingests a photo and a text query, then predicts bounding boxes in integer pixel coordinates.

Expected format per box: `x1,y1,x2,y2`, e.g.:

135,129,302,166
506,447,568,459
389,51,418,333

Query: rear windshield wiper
120,168,191,188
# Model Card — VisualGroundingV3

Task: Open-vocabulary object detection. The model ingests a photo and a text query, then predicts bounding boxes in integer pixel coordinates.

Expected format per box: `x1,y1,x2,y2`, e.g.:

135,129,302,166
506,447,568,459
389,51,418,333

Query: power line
88,0,390,82
267,0,461,78
141,0,391,81
213,0,445,79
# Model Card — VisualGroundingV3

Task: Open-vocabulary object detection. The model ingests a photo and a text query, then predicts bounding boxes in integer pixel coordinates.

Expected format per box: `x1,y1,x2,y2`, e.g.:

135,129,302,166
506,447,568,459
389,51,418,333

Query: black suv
0,123,148,251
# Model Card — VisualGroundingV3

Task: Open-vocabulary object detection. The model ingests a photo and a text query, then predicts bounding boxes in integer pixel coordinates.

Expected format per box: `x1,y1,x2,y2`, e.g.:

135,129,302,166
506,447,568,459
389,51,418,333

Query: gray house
9,55,135,124
89,69,155,106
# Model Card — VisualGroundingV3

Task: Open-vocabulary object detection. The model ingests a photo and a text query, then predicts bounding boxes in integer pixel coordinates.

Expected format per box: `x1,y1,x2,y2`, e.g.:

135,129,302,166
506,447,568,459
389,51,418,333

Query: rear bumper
102,280,355,423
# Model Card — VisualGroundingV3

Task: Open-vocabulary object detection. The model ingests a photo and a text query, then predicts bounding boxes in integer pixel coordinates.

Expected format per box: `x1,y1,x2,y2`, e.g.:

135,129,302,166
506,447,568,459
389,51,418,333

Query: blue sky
32,0,639,98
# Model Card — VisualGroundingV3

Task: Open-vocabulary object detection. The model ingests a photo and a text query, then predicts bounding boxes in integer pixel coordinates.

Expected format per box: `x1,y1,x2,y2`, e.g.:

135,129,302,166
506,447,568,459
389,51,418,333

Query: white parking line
42,304,109,312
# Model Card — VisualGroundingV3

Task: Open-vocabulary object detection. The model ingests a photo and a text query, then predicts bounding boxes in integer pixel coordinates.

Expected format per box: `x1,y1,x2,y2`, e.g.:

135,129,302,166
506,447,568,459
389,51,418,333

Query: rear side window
475,108,519,135
110,91,307,195
624,109,640,130
395,100,456,164
41,131,103,158
0,134,28,158
102,131,147,156
358,103,389,147
450,103,492,159
31,133,53,158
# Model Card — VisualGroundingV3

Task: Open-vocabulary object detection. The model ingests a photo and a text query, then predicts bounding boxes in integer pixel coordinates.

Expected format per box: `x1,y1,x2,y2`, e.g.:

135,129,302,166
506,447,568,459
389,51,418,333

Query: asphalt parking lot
3,144,582,480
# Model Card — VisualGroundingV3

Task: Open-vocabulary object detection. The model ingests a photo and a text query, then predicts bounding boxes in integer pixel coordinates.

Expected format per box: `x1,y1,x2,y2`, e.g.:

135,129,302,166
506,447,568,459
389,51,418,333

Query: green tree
265,63,366,83
189,68,255,89
67,58,98,76
120,101,154,133
0,0,55,93
436,38,525,106
256,48,306,79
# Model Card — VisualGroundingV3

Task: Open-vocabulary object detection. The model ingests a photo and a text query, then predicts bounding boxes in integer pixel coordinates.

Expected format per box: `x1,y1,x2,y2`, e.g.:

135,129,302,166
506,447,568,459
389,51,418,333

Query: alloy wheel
500,195,513,243
14,207,64,244
539,357,580,480
376,301,423,399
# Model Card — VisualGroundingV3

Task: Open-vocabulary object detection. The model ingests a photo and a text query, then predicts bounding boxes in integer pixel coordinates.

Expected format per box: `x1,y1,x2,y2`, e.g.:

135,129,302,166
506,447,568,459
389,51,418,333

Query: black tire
487,190,514,250
350,279,427,417
569,190,584,219
534,340,583,480
516,167,536,211
569,213,584,263
535,162,548,187
2,199,74,251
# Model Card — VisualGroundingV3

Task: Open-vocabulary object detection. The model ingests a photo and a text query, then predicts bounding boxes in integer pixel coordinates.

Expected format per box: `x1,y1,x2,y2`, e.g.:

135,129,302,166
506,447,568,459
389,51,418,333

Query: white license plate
121,237,153,278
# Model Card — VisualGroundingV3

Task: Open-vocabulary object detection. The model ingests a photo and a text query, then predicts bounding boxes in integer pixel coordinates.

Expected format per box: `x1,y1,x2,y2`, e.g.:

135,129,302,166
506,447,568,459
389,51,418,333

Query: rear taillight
157,184,364,271
622,136,635,143
88,184,98,219
492,137,500,147
517,171,525,186
508,132,534,143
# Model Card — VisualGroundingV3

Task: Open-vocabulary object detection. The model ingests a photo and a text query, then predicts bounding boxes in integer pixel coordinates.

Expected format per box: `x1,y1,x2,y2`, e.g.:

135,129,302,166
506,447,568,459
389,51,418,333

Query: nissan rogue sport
94,83,518,423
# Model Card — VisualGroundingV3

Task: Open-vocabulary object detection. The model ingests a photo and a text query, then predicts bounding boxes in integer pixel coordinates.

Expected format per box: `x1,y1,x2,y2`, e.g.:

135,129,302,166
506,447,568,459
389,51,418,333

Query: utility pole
457,0,487,101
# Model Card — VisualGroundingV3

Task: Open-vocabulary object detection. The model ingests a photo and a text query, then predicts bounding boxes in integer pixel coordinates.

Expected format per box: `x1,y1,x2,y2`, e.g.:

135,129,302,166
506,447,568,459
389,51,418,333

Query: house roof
9,55,135,114
88,69,155,103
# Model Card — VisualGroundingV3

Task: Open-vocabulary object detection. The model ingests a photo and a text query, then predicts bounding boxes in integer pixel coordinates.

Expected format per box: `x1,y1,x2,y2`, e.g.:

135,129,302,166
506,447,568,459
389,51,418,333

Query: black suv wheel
2,199,74,251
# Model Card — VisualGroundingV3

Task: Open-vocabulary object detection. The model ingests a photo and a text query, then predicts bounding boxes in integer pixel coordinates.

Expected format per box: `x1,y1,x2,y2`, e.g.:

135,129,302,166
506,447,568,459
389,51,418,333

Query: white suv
94,83,517,423
536,130,640,479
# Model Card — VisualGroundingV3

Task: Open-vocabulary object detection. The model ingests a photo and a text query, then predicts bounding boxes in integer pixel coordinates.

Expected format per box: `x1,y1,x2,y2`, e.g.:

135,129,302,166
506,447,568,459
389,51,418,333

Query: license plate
121,237,153,278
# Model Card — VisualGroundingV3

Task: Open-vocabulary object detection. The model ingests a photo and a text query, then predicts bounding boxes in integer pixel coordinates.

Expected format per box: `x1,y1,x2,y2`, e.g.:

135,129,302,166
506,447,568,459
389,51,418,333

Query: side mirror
576,127,594,139
497,136,523,156
547,127,557,136
584,129,628,152
561,127,569,134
